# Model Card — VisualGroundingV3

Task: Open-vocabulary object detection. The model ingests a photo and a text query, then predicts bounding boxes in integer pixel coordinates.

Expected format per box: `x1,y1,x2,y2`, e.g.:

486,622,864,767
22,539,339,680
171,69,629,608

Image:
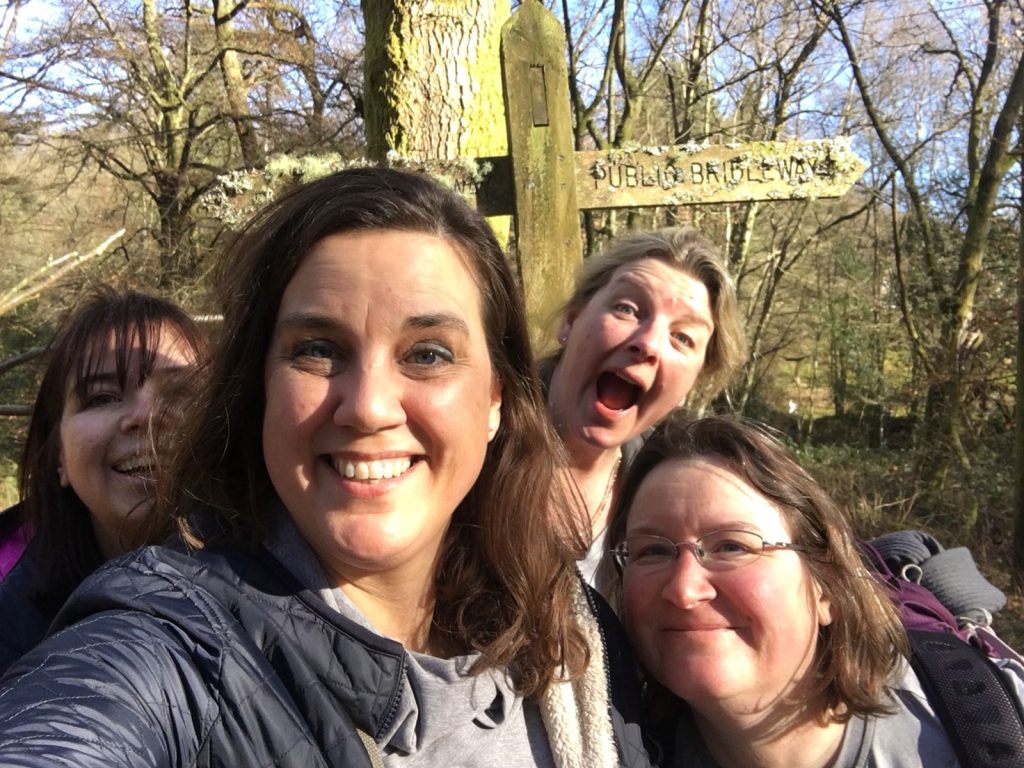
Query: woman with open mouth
539,229,746,585
0,287,207,672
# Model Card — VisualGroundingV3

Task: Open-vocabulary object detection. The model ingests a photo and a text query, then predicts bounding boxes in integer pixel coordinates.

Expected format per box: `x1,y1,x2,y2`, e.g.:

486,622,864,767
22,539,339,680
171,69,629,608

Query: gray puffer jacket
0,543,649,768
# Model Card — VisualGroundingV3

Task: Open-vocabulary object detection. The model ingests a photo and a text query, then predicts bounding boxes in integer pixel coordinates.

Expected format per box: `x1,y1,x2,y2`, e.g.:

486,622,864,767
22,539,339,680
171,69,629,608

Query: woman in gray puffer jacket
0,168,650,768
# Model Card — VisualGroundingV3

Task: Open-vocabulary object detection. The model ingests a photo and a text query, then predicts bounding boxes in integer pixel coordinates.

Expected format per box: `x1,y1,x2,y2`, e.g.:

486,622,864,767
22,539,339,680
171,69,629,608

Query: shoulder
0,543,397,765
0,535,59,675
1,545,267,680
621,430,652,467
46,543,318,643
576,580,651,767
0,501,29,580
0,565,226,766
863,658,961,767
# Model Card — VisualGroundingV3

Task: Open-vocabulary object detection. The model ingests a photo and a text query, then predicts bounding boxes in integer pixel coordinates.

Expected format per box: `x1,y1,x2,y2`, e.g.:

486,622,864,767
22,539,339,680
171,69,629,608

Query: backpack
860,541,1024,767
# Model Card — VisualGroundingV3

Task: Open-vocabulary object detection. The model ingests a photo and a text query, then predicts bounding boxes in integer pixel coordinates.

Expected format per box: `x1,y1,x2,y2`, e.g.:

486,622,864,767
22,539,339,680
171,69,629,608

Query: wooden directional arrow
574,139,867,209
203,1,868,345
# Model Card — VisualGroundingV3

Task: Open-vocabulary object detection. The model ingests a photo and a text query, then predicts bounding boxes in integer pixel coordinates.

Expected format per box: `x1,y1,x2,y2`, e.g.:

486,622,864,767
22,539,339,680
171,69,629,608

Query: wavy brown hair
164,167,589,696
540,228,746,407
18,286,206,603
604,415,908,720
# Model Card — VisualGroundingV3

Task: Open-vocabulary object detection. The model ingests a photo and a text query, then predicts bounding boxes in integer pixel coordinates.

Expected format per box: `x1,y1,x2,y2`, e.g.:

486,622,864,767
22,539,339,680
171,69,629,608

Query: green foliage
797,434,1022,649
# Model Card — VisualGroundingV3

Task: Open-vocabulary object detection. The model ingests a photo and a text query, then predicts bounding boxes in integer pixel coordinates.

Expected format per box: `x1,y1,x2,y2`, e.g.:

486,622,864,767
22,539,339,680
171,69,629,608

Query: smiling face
621,457,832,717
547,259,713,458
57,324,198,558
262,229,502,589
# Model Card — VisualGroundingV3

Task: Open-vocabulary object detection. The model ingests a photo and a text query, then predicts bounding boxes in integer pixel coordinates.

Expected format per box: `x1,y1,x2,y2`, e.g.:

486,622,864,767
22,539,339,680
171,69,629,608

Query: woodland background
1,0,1023,644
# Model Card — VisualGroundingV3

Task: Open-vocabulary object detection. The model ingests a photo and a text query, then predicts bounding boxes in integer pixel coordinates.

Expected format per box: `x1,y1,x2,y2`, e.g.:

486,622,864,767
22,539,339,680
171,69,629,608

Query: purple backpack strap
860,540,970,640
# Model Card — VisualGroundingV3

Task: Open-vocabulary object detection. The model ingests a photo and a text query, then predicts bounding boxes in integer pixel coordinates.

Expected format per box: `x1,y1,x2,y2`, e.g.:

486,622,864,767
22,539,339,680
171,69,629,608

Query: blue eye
406,343,453,366
671,331,694,348
612,302,638,317
287,338,346,376
294,339,336,359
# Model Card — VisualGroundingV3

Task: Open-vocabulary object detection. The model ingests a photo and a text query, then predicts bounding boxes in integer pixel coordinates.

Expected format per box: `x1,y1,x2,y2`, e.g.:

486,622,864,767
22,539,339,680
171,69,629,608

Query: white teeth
113,456,156,475
337,457,412,481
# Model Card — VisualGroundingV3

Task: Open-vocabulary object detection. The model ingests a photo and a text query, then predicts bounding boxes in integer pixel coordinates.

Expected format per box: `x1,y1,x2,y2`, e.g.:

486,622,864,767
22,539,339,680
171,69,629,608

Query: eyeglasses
611,529,808,571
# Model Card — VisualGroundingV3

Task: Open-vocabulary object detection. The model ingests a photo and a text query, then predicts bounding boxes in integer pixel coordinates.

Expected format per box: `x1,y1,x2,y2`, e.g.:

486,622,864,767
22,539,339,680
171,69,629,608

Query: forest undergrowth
798,440,1024,651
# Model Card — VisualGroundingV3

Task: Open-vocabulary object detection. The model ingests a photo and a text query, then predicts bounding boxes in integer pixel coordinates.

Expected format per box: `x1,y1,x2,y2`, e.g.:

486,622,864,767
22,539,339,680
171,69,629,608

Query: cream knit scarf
539,583,620,768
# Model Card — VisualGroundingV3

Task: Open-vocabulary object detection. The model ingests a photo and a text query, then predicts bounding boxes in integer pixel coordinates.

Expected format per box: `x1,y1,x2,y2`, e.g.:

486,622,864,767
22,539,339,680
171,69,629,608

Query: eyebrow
614,276,714,332
628,522,761,537
275,311,471,336
79,371,120,389
80,363,192,389
274,312,342,333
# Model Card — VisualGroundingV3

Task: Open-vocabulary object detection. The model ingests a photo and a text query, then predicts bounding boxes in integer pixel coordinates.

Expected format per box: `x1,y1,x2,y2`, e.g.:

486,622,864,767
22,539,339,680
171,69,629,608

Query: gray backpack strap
909,630,1024,768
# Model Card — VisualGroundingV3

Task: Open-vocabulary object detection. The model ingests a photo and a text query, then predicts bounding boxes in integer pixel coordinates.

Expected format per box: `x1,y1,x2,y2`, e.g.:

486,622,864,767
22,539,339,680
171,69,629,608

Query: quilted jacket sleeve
0,608,214,767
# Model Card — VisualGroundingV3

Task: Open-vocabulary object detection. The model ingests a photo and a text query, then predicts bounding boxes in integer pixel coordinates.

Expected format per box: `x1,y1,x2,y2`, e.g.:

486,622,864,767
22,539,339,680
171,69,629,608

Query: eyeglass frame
611,528,811,571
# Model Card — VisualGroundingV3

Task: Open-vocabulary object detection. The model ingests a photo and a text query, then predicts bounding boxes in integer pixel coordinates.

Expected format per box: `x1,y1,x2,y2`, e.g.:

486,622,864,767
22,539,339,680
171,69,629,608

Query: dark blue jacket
0,502,84,675
0,543,650,767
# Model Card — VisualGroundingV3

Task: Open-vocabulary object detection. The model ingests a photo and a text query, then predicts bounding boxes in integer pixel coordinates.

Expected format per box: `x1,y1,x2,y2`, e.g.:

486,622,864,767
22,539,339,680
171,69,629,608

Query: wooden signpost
205,0,865,347
483,0,866,344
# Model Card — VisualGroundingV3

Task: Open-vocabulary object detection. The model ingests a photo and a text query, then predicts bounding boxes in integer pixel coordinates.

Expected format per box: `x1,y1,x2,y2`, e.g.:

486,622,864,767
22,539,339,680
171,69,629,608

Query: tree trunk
213,0,261,166
1015,104,1024,582
361,0,508,162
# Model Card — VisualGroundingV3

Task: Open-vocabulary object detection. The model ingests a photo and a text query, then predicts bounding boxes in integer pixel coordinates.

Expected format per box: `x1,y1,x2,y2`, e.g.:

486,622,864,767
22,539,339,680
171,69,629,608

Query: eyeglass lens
618,529,769,569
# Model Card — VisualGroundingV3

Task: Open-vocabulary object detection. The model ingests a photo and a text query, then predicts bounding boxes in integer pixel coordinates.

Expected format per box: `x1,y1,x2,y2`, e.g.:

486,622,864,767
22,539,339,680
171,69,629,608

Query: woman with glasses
604,415,1024,768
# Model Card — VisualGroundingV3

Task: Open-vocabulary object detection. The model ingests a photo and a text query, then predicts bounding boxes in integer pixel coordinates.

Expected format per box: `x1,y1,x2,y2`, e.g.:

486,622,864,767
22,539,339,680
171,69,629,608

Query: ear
814,583,833,627
556,313,576,346
57,449,70,488
487,376,502,442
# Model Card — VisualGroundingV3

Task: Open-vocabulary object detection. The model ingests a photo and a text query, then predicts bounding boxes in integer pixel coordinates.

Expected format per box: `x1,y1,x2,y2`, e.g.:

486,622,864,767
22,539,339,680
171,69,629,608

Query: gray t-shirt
265,512,554,767
672,658,1024,768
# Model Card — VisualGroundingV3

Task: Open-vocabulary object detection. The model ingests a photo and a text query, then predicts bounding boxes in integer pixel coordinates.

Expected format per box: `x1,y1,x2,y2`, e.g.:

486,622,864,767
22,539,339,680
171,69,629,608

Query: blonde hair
542,228,746,406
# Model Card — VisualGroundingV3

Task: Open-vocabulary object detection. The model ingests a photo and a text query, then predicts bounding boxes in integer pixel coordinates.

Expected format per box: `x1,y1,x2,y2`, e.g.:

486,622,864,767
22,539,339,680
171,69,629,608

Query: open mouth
596,371,641,411
112,455,157,479
333,456,415,481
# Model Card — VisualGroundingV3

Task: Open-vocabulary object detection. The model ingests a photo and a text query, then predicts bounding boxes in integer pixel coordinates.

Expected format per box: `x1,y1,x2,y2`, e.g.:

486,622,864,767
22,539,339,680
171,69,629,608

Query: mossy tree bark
361,0,508,163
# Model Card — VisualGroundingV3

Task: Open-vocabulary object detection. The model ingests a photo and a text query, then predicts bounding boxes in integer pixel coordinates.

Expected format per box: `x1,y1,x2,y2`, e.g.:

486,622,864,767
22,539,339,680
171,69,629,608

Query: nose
332,358,406,434
627,318,667,363
660,546,716,609
119,385,156,433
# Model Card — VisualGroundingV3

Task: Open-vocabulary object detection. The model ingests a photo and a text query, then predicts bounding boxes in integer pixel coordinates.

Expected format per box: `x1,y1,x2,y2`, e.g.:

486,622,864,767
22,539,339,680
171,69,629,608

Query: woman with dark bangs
0,287,206,672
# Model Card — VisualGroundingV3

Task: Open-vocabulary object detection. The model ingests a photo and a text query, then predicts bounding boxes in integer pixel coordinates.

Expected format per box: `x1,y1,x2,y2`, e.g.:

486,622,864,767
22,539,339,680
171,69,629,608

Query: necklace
592,449,622,522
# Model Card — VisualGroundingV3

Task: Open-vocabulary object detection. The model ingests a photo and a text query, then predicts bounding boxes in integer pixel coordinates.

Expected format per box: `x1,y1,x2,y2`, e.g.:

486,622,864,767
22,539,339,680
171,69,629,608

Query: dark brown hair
166,167,589,696
18,286,206,603
604,415,908,720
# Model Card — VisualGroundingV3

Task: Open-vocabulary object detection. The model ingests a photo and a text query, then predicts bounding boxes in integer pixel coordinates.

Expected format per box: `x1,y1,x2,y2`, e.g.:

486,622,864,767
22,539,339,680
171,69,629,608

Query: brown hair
541,228,746,407
18,286,206,603
604,415,908,720
166,167,589,696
